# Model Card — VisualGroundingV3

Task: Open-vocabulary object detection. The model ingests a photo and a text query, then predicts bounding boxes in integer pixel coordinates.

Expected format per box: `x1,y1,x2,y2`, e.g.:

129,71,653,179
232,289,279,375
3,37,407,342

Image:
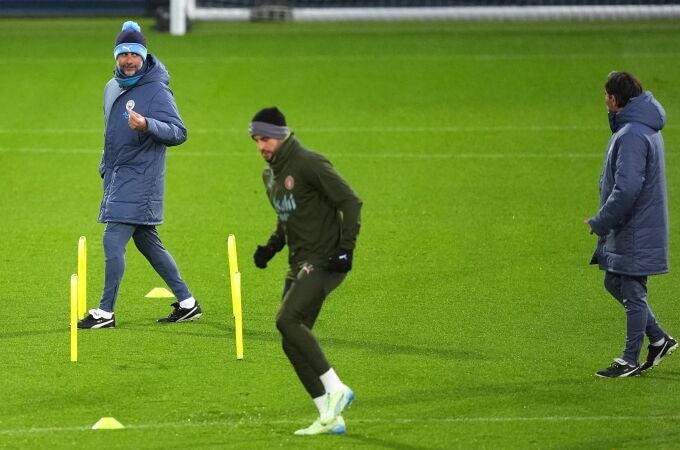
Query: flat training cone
145,287,174,298
91,417,124,430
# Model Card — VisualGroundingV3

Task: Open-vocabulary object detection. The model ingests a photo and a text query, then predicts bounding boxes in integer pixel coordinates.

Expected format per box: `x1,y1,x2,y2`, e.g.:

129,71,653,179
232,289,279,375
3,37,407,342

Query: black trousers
276,262,346,398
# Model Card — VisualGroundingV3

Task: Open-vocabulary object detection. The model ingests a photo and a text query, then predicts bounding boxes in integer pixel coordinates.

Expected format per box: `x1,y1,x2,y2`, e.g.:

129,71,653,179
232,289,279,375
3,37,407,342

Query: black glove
254,244,276,269
328,248,353,273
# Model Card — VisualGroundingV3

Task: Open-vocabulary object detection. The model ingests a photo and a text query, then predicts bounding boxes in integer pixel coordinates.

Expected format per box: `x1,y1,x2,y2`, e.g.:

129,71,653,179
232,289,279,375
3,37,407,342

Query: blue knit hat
114,21,147,61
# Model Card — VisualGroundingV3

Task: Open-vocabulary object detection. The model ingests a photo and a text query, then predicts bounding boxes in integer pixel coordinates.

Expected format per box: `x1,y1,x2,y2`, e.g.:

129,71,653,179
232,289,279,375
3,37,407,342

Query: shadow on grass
119,318,482,361
344,433,442,450
552,427,680,450
640,369,680,380
5,318,470,362
0,328,66,339
363,372,680,411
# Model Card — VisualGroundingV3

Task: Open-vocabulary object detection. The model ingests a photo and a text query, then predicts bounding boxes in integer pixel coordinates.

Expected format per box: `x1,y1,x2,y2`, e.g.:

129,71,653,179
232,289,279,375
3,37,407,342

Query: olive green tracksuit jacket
262,134,362,270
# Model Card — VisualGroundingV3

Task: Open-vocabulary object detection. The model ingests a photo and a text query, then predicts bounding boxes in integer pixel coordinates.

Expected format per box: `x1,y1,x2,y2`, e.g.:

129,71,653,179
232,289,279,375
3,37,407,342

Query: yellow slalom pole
227,234,238,318
232,271,244,360
77,236,87,319
227,234,239,278
70,274,78,362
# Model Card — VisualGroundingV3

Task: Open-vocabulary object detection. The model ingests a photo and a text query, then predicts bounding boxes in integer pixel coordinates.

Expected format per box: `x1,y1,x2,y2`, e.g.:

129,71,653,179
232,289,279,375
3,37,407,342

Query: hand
584,218,594,235
127,106,148,131
254,244,276,269
328,248,353,273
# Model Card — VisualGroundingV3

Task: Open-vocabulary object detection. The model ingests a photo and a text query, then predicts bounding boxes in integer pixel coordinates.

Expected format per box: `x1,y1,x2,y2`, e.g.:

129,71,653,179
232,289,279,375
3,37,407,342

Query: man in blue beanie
79,21,201,328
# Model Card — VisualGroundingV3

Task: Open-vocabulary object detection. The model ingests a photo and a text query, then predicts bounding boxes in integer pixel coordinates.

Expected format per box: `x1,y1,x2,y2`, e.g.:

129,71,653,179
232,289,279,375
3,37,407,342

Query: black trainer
596,359,641,378
157,301,202,323
77,310,116,329
640,336,678,372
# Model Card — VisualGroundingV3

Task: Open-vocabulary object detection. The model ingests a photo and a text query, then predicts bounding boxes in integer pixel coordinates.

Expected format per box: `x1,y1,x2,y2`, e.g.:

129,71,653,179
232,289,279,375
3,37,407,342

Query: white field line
4,52,680,64
0,147,602,159
166,52,680,63
0,125,604,134
190,125,606,133
2,125,679,135
1,415,678,435
0,124,675,159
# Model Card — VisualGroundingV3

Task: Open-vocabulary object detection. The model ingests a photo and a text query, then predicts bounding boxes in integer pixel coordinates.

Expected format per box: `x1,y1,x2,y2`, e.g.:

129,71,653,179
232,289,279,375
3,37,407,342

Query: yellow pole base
70,274,78,362
233,272,244,360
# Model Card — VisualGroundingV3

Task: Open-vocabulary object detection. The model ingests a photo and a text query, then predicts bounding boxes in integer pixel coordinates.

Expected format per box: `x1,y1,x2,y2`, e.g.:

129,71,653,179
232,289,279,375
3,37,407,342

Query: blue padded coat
98,55,187,225
589,92,668,276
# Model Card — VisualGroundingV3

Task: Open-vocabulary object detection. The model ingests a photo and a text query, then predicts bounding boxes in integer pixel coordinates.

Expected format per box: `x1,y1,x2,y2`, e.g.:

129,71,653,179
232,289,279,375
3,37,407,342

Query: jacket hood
609,91,665,133
137,54,170,87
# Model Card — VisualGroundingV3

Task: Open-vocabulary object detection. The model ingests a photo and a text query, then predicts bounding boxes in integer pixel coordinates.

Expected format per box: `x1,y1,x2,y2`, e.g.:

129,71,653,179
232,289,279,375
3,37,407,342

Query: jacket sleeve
308,154,363,250
266,220,286,252
589,134,647,236
144,87,187,147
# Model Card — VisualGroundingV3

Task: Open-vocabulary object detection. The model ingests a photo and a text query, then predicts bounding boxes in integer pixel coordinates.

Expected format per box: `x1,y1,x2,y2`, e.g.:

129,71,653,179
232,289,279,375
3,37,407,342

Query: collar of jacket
269,133,297,172
608,111,618,133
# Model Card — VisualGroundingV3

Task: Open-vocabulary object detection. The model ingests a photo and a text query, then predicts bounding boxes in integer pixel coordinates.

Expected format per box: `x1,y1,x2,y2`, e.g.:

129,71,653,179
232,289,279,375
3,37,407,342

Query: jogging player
249,107,362,435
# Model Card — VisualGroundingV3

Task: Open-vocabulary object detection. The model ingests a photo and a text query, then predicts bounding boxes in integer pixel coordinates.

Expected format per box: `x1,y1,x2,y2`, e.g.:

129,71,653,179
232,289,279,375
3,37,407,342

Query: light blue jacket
98,55,187,225
589,92,668,276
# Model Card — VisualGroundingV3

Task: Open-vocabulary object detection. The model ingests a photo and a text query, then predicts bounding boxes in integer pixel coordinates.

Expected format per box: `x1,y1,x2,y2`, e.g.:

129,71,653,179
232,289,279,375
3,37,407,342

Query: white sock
651,337,665,347
313,395,328,416
615,357,633,366
179,297,196,309
319,368,344,393
94,308,113,319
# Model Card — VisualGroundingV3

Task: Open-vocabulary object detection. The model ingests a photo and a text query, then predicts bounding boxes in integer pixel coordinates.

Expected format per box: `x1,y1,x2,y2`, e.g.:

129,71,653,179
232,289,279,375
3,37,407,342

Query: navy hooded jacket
98,55,187,225
589,91,668,276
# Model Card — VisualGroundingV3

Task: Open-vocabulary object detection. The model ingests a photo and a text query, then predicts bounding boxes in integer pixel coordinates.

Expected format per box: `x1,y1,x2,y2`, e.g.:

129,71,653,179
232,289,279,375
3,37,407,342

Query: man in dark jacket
78,21,201,329
587,71,677,377
249,107,362,435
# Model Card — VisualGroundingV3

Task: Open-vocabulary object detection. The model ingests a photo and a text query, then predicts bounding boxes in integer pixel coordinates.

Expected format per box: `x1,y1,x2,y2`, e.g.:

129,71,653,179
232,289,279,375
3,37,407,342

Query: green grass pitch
1,17,680,449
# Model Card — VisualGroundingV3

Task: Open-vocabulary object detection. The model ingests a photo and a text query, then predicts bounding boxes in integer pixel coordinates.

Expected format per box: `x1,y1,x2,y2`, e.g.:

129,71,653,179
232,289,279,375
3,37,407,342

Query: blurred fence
4,1,680,17
0,0,152,16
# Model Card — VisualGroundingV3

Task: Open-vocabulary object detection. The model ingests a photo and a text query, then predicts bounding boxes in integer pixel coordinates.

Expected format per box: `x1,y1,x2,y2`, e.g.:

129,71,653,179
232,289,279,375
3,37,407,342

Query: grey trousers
276,263,346,398
99,222,192,313
604,271,666,365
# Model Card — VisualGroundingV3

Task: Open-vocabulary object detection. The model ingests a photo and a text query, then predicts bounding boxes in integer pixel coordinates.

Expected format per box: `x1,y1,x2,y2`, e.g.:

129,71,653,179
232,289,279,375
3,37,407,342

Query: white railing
169,1,680,36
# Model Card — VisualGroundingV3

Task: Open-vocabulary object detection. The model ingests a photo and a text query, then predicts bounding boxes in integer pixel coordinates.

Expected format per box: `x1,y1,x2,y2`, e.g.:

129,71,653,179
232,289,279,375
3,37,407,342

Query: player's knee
275,314,289,334
103,243,125,262
275,312,297,336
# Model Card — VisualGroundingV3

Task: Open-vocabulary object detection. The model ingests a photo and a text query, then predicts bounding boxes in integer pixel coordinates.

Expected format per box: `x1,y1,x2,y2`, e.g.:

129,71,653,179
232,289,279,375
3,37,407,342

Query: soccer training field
1,17,680,449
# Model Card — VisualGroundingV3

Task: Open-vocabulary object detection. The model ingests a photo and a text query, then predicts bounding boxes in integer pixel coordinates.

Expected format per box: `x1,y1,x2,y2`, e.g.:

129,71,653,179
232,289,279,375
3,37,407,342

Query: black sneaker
77,310,116,329
157,301,202,323
640,336,678,372
596,359,641,378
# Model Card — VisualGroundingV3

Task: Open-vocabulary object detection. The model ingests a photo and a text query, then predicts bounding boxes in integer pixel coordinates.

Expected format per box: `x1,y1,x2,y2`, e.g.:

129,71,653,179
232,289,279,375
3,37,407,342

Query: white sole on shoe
294,416,345,435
